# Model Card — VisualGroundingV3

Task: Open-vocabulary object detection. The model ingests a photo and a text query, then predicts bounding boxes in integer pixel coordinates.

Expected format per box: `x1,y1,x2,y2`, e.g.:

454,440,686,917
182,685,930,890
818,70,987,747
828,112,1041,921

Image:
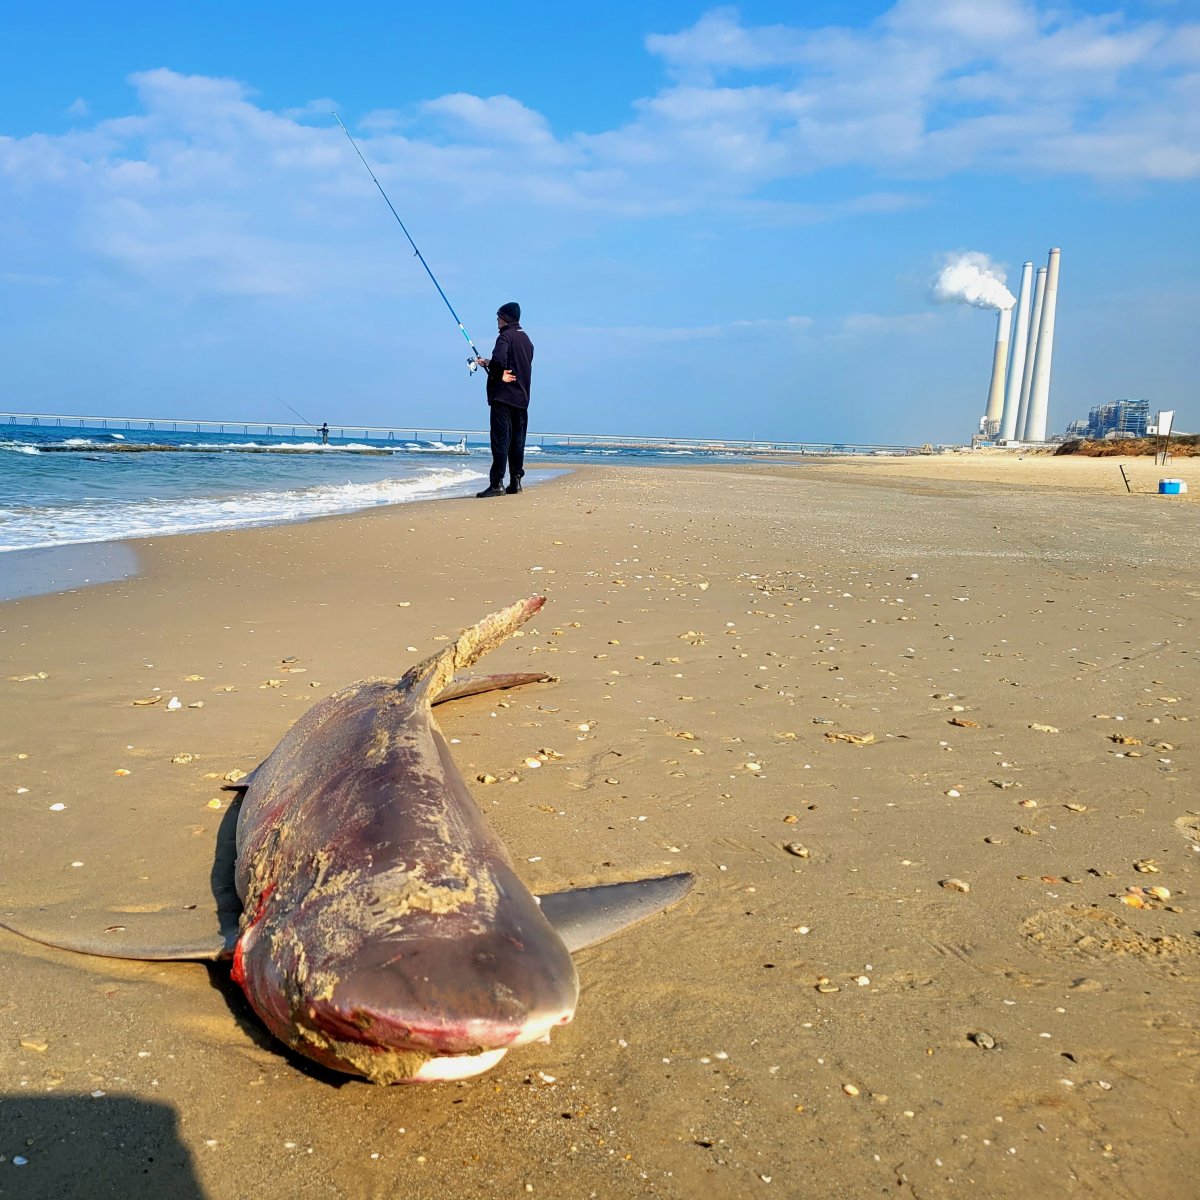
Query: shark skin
0,597,696,1085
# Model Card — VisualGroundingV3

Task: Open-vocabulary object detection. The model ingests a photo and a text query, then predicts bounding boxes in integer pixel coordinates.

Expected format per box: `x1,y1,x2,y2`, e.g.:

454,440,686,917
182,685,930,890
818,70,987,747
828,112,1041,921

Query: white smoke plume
932,252,1015,311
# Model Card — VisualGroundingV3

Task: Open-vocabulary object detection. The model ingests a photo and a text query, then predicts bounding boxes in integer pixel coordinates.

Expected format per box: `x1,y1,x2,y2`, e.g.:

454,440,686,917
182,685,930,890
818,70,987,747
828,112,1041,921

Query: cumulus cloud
641,1,1200,180
0,2,1196,308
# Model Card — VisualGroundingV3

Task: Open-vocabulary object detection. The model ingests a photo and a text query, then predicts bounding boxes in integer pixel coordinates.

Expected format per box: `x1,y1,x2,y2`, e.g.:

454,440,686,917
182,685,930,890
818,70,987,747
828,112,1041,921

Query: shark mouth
290,998,573,1086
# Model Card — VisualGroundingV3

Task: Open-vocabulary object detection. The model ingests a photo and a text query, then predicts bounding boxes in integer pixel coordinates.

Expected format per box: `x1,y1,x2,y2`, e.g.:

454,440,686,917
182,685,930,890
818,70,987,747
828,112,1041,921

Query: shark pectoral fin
223,766,260,791
0,906,237,962
433,672,555,706
536,873,696,954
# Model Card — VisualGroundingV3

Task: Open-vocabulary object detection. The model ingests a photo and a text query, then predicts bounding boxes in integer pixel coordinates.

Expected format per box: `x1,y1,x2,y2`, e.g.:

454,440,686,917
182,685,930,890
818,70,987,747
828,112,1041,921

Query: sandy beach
2,458,1197,1199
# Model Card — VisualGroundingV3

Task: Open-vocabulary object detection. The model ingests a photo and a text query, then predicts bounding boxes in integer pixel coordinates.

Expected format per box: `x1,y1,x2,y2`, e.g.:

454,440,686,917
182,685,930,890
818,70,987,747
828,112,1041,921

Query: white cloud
1,3,1196,308
640,1,1200,181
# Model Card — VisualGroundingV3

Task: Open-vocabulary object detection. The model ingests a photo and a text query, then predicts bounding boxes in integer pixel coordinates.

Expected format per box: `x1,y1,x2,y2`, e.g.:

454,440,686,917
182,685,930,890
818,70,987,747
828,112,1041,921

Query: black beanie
497,302,521,323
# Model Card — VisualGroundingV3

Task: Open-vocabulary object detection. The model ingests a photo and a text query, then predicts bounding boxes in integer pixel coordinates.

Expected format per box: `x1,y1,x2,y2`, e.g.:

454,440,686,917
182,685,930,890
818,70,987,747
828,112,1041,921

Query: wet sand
2,460,1197,1198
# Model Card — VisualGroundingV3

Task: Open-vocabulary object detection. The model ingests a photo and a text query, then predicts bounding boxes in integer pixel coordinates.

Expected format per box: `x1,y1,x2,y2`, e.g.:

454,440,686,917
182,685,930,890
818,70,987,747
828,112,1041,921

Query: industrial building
1064,399,1150,440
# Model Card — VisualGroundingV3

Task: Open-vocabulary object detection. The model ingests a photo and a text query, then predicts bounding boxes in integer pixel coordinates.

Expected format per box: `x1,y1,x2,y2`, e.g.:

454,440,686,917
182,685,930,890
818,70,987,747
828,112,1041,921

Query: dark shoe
505,481,522,494
476,486,505,498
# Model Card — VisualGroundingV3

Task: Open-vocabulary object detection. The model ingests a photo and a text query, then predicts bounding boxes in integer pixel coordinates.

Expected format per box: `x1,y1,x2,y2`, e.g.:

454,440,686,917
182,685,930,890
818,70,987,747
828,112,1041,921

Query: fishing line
280,398,319,430
333,111,482,374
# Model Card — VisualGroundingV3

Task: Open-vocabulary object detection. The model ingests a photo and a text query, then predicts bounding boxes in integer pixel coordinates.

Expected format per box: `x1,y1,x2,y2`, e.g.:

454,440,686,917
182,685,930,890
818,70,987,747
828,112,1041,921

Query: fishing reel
467,357,479,374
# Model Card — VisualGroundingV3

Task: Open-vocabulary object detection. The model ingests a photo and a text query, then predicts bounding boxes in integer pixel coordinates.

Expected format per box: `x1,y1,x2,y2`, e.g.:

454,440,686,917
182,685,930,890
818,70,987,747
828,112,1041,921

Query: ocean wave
0,467,487,552
1,443,42,455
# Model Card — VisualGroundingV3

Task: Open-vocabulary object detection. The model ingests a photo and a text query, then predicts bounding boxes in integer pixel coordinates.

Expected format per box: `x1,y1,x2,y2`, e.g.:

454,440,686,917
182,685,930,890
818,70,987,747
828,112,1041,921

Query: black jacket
486,322,534,410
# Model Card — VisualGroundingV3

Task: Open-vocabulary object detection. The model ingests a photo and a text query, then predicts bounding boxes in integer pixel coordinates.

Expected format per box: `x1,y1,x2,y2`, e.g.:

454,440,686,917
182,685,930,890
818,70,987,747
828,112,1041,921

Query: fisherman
319,422,330,445
475,302,533,497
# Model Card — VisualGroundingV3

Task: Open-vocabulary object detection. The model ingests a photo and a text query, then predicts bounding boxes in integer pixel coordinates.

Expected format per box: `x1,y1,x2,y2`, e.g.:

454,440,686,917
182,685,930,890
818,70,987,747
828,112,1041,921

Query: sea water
0,425,492,554
0,422,747,557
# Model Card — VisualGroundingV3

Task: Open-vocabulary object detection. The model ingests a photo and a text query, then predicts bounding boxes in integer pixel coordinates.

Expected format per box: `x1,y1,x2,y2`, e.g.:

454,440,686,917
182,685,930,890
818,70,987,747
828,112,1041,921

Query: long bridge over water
1,410,927,456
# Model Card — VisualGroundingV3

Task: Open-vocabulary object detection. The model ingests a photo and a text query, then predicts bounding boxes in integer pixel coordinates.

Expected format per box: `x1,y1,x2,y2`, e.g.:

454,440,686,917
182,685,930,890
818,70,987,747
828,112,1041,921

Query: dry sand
798,449,1200,500
1,459,1198,1199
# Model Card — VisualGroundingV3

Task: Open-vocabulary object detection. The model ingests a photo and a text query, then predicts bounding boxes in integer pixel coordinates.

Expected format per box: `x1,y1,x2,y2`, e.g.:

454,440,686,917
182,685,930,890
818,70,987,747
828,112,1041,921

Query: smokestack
1023,248,1061,443
983,306,1012,436
998,262,1034,441
1013,265,1047,441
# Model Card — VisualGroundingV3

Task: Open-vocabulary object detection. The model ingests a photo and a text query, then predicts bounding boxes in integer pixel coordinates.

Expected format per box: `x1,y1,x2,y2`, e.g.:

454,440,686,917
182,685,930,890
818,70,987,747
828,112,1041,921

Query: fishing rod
279,399,332,444
332,111,482,374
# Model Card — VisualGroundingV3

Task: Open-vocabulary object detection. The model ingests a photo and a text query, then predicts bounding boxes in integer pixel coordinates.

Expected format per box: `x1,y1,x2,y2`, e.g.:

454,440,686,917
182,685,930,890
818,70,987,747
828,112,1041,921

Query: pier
1,411,924,456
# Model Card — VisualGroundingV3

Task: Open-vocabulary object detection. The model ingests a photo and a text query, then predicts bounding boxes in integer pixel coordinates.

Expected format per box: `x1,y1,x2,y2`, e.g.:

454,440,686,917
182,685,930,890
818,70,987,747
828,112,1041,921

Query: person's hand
501,369,516,383
475,357,488,368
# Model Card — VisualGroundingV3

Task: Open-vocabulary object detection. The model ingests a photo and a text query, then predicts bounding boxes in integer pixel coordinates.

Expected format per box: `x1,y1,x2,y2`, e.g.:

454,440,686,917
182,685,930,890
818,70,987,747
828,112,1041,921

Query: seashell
940,878,971,893
825,731,876,744
785,842,810,858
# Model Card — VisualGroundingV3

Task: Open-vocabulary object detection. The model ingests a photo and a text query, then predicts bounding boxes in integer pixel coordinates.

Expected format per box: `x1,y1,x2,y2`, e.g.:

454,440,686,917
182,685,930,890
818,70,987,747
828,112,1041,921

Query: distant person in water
474,302,533,497
319,423,330,445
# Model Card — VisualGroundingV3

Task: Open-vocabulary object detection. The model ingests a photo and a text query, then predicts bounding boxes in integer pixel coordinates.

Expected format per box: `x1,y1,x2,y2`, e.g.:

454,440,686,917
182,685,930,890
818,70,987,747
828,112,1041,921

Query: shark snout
310,930,579,1057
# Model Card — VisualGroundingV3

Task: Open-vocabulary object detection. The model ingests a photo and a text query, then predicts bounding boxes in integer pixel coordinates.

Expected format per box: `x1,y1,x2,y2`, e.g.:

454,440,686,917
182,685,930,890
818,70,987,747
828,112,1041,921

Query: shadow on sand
0,1094,205,1199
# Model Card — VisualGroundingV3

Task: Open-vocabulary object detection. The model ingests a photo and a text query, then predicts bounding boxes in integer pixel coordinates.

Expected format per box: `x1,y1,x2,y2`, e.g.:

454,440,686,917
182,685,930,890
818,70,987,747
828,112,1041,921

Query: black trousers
488,402,528,488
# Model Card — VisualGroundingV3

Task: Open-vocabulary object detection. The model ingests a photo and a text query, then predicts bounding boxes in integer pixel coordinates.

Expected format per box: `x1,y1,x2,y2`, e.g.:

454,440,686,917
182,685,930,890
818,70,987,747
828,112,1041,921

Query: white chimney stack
983,306,1013,436
1013,265,1047,441
998,262,1033,441
1023,248,1061,443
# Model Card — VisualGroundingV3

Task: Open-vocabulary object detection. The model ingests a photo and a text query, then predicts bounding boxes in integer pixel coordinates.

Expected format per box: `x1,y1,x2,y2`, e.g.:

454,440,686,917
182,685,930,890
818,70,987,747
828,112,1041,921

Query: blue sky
2,1,1197,443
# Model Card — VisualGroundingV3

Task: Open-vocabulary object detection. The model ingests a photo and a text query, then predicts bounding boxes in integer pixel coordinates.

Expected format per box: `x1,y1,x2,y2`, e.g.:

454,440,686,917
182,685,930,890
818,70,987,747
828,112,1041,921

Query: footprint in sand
1021,906,1197,980
1173,813,1200,844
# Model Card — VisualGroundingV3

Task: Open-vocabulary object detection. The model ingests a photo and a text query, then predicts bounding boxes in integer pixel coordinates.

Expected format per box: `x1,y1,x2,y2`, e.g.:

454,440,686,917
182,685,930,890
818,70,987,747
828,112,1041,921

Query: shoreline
0,466,566,603
7,452,1196,605
2,461,1197,1197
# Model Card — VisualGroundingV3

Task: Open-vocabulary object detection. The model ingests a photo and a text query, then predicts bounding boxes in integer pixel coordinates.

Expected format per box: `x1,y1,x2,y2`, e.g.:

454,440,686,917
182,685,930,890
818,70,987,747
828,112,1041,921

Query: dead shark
0,596,694,1084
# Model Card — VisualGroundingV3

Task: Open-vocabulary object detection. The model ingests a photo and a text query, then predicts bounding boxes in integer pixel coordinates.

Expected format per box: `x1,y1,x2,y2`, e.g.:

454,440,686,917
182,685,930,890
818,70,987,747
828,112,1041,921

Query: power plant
981,247,1061,443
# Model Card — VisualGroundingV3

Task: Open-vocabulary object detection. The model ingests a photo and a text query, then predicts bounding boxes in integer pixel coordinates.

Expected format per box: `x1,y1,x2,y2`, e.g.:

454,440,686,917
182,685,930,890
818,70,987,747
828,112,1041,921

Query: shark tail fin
401,596,546,704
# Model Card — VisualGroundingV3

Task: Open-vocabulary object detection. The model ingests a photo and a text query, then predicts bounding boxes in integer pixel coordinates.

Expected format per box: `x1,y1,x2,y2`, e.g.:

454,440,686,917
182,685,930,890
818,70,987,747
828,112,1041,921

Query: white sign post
1154,410,1175,464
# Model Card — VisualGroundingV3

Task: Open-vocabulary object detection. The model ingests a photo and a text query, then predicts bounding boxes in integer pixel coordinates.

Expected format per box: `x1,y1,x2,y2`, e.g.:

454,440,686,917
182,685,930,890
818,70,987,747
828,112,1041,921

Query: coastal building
1068,398,1150,440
